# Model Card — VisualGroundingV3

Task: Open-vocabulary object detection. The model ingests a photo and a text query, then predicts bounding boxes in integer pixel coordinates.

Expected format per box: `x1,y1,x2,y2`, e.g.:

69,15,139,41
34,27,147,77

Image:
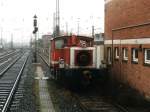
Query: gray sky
0,0,104,45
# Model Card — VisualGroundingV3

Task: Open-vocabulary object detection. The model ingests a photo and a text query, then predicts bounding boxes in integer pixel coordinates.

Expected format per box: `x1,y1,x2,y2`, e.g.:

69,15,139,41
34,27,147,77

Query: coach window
132,48,138,63
115,47,119,59
123,48,128,61
144,49,150,65
107,47,111,65
55,39,64,49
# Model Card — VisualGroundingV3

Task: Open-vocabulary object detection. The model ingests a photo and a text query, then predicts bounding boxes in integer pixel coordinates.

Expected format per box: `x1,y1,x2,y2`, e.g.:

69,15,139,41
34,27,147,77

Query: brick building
42,34,52,48
104,0,150,100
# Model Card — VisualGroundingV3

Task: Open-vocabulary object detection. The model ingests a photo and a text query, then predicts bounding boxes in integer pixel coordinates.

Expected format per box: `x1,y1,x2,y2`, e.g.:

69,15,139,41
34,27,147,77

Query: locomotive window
144,49,150,64
55,39,64,49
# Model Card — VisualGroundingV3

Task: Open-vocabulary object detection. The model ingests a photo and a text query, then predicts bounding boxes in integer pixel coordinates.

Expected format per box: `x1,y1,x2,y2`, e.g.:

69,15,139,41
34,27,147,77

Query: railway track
9,76,25,111
0,51,23,75
74,92,129,112
0,50,14,57
38,53,49,66
0,50,20,62
39,53,129,112
0,51,29,112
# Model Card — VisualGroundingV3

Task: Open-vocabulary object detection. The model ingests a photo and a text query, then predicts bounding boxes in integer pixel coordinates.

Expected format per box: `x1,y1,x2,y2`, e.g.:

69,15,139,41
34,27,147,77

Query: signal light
33,27,38,34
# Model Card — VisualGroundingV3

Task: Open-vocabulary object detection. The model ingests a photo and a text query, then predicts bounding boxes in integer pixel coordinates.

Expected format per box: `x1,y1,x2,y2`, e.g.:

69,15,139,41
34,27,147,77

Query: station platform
34,63,55,112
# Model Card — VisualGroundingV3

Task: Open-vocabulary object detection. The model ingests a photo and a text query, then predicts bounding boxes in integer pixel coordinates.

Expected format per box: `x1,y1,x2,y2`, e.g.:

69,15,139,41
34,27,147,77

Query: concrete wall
105,0,150,39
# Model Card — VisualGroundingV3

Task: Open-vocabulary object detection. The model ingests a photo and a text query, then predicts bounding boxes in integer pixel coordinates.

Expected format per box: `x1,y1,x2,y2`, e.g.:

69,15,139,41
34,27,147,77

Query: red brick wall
105,44,150,97
105,0,150,99
105,0,150,39
110,44,150,97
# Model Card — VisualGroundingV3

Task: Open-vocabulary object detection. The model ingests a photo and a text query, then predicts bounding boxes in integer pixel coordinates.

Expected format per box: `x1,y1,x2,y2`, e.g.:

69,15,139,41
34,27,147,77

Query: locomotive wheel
50,69,55,79
55,69,61,80
50,68,58,80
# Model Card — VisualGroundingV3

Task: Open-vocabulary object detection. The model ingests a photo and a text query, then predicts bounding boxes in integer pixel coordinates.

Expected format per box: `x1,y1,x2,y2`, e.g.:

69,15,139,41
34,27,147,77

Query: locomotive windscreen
76,50,92,66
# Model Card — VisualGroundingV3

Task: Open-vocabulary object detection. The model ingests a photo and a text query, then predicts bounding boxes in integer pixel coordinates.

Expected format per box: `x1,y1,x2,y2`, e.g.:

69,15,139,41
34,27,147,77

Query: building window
123,48,128,61
132,48,138,63
115,47,119,59
144,49,150,64
107,47,111,64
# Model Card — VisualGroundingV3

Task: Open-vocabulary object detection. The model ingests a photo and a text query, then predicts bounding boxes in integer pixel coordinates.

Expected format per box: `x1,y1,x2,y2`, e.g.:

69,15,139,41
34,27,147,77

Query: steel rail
0,54,22,76
2,53,29,112
0,54,20,68
38,54,49,66
73,94,88,112
113,103,129,112
0,50,20,60
0,50,13,57
75,94,129,112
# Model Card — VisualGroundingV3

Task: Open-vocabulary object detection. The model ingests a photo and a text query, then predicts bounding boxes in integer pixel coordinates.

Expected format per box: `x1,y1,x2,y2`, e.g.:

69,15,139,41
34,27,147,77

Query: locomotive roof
52,35,93,41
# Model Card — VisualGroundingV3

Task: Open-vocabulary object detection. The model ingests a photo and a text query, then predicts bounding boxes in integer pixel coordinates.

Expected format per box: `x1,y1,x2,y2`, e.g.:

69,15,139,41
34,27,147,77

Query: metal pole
66,22,68,35
92,25,94,38
58,0,60,30
77,18,80,35
56,0,60,36
53,13,56,37
1,27,3,46
34,32,37,62
11,33,13,49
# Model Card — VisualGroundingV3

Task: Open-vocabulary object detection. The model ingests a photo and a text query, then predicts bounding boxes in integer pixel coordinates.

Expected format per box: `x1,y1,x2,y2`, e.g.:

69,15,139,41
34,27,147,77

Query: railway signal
33,15,38,63
33,15,38,34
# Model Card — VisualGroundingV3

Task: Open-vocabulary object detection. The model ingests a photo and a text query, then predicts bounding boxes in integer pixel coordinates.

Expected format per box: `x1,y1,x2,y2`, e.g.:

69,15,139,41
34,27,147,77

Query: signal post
33,15,38,63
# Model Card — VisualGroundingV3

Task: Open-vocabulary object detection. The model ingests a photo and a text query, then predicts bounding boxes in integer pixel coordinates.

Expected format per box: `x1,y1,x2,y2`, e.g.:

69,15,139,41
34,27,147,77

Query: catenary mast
55,0,60,36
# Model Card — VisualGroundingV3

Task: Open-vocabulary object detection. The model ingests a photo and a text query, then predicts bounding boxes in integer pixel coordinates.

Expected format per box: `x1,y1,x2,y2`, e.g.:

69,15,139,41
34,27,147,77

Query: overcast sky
0,0,104,45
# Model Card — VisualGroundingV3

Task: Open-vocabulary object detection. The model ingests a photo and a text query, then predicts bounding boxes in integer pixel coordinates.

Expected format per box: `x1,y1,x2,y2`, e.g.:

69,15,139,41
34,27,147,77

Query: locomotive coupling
83,70,92,80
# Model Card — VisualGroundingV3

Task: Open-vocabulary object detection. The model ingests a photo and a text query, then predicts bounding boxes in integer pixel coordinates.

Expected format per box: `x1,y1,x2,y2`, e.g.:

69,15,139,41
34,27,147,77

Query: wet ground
34,63,55,112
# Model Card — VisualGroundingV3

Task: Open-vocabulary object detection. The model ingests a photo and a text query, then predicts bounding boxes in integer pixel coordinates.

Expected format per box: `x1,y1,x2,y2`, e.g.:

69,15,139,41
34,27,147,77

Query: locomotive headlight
59,58,64,68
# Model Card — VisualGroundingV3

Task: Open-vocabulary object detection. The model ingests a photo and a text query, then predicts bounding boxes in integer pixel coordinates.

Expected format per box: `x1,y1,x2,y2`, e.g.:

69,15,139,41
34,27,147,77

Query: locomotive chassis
52,67,107,87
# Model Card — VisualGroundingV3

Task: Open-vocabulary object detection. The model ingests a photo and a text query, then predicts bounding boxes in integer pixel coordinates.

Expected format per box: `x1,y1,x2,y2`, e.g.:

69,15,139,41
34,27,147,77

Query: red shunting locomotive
50,35,106,86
